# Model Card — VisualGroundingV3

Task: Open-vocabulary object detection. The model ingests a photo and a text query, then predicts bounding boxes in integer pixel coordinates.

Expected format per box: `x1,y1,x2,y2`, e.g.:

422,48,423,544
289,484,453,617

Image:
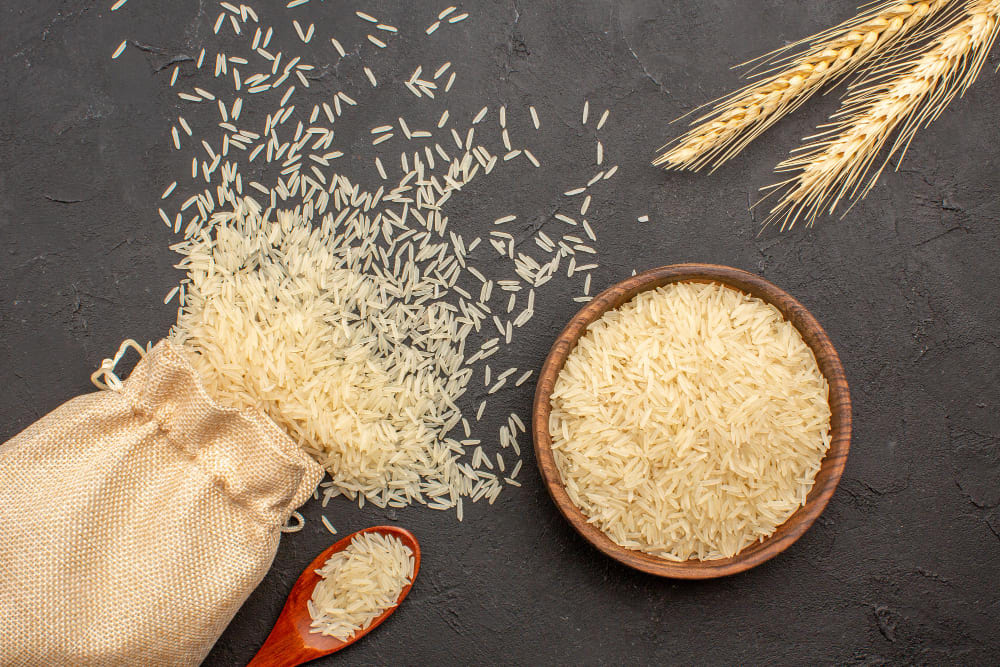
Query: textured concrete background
2,0,999,664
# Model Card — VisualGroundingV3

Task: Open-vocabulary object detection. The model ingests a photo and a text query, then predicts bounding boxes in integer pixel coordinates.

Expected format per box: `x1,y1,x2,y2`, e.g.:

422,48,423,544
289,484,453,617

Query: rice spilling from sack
549,281,832,561
308,531,415,641
131,0,619,518
172,205,473,506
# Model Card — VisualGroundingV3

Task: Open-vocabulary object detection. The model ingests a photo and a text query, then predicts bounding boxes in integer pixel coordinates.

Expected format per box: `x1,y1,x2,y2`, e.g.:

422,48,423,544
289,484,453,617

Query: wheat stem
654,1,953,171
764,0,1000,229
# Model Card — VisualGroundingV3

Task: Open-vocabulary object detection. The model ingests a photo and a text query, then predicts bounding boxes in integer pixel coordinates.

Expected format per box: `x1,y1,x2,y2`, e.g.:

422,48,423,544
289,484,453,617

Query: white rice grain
597,108,610,130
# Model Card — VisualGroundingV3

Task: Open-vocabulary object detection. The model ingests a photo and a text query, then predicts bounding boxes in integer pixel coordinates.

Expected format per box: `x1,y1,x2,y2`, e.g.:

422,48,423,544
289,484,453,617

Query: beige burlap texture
0,340,324,666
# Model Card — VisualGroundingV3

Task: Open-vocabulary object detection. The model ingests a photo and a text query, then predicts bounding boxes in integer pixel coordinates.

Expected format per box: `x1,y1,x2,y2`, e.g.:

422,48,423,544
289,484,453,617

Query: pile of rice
308,531,415,641
172,204,479,509
143,3,616,518
549,281,832,561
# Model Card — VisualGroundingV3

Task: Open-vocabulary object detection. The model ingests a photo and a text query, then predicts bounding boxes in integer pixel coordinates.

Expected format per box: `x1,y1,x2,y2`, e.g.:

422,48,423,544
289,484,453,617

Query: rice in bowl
548,281,832,561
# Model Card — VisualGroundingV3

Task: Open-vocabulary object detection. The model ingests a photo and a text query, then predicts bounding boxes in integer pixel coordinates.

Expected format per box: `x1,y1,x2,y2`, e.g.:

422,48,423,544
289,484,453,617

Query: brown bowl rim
531,263,852,579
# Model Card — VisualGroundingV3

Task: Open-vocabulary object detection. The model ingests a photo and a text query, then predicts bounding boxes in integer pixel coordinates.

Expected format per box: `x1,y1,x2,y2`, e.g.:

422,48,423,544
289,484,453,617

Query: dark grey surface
2,1,999,664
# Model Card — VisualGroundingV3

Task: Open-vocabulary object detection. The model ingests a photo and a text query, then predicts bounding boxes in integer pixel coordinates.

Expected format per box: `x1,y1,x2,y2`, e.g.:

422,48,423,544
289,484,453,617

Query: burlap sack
0,340,323,666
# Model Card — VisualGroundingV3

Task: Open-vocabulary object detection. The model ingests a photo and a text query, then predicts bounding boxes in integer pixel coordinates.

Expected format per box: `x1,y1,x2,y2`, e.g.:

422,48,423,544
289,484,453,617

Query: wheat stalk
654,1,953,171
763,0,1000,229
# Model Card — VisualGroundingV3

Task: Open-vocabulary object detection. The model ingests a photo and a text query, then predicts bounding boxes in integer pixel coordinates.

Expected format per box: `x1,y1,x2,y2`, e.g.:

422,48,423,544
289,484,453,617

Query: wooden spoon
247,526,421,667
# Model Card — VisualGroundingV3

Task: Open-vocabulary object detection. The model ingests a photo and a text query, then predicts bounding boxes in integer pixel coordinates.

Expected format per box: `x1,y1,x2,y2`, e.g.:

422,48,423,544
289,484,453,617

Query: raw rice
549,282,832,561
111,1,626,522
308,531,414,641
596,109,609,130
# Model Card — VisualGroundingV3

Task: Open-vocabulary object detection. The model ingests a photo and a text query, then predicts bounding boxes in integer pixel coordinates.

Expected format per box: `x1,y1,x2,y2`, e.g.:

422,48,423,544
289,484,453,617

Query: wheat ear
763,0,1000,229
654,0,952,171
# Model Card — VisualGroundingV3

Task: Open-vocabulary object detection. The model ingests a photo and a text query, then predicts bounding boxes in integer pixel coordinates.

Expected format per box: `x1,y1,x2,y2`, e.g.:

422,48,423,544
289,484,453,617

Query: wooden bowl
532,263,851,579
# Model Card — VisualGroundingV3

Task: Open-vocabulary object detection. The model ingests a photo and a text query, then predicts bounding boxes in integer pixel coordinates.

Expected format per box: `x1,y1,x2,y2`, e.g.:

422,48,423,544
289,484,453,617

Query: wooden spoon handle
246,619,316,667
